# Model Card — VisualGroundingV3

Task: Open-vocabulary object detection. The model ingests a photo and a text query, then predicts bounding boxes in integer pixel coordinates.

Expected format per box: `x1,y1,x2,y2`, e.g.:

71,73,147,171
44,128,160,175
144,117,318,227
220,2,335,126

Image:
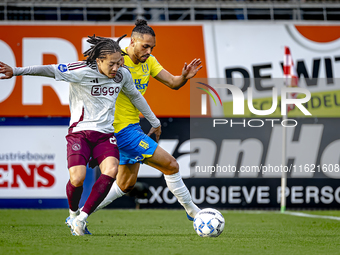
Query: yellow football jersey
113,48,163,133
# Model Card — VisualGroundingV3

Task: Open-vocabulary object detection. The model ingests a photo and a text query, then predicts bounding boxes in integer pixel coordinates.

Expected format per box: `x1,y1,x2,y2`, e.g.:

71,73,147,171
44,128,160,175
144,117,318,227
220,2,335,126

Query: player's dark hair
132,19,155,37
83,34,128,64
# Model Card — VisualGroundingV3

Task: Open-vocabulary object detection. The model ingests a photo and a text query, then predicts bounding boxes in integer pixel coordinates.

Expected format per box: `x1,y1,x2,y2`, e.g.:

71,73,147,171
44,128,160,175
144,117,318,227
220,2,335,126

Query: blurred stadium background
1,0,340,22
0,0,340,212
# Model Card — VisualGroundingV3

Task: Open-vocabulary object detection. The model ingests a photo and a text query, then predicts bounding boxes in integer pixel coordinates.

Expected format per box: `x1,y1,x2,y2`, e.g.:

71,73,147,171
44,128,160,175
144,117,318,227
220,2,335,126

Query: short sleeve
149,56,164,78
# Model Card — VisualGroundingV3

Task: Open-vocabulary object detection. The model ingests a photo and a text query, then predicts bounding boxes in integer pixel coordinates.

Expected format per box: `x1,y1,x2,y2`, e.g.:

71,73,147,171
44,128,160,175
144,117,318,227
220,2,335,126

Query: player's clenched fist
0,61,13,79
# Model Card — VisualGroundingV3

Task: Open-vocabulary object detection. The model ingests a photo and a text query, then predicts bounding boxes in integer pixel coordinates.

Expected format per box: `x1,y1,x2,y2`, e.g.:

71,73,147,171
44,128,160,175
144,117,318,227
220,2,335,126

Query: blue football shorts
115,123,158,165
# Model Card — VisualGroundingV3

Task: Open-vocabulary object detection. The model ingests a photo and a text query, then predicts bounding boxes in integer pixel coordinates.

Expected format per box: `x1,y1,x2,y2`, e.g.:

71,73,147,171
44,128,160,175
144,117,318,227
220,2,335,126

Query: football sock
77,211,88,222
69,209,79,219
82,174,114,216
94,181,125,212
66,180,83,212
164,172,200,218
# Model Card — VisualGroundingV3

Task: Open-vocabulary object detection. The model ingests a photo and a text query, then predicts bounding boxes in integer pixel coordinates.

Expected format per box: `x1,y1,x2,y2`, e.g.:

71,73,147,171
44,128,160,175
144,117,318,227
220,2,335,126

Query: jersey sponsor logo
72,143,81,151
91,85,120,96
113,71,123,83
139,140,149,150
135,79,149,92
142,64,149,73
136,84,148,90
58,64,68,73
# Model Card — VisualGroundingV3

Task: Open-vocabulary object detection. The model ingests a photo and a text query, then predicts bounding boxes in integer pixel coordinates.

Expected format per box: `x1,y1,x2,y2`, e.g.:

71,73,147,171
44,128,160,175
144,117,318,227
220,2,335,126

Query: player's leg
65,164,87,233
72,156,118,236
67,163,87,210
98,123,200,219
95,163,140,212
72,132,119,236
65,132,91,233
94,124,143,212
144,146,200,220
81,156,118,215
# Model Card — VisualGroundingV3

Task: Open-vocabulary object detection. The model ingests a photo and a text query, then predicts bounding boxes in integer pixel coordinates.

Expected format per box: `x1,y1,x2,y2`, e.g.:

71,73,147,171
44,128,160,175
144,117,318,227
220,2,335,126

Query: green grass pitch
0,209,339,255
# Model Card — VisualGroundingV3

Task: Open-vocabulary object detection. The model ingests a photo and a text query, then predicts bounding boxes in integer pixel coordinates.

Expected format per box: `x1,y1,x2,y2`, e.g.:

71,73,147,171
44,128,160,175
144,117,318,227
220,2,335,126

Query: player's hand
147,125,162,142
0,61,14,79
181,58,202,80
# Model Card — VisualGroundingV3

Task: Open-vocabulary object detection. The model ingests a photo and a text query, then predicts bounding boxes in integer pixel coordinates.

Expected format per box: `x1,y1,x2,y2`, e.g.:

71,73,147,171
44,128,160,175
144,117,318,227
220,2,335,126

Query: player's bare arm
154,58,202,90
0,61,14,79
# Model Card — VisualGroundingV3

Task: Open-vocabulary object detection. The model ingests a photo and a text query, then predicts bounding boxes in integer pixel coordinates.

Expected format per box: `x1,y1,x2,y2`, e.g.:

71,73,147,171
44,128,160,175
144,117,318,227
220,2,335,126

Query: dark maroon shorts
66,130,119,169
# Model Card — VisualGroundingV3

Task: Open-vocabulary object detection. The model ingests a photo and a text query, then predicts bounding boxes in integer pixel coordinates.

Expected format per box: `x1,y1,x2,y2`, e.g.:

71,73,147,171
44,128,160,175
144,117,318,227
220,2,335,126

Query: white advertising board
0,126,69,198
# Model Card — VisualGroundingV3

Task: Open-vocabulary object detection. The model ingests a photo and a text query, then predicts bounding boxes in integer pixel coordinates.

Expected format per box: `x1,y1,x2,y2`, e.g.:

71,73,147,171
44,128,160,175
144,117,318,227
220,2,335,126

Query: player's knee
102,165,118,178
70,176,85,187
164,158,179,175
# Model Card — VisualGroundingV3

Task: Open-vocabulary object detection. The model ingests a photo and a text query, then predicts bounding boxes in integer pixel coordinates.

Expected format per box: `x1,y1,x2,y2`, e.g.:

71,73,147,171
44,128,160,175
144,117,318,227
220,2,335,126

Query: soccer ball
193,208,225,237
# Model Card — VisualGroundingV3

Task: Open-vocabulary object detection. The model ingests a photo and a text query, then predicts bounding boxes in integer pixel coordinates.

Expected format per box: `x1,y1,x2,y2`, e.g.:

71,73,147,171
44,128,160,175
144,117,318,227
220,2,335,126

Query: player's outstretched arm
0,61,14,79
154,58,202,90
1,61,56,79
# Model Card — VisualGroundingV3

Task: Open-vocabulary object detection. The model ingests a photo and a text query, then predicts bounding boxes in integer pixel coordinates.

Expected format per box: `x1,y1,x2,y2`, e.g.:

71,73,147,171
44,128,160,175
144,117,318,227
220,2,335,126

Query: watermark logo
198,83,311,116
196,82,222,115
196,82,312,128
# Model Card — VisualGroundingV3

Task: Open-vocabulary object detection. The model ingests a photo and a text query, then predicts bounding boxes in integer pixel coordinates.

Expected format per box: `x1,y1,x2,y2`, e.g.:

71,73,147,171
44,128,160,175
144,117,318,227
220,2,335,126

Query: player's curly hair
132,19,155,37
83,34,128,64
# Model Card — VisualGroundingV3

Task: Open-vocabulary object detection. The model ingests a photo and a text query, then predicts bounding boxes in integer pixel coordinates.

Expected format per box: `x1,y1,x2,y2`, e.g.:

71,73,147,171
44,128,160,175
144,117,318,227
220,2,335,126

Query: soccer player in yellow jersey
95,19,202,220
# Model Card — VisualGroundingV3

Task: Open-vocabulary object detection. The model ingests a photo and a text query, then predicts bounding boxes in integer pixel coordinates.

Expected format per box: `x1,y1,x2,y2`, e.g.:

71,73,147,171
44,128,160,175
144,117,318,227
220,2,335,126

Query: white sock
164,172,200,218
77,211,88,222
94,181,126,213
69,209,79,218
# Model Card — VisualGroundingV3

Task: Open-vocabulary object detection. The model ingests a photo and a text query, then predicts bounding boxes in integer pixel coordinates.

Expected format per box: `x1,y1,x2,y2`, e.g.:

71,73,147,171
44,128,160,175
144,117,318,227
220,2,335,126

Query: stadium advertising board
132,178,340,209
1,23,339,209
0,126,69,199
202,23,340,118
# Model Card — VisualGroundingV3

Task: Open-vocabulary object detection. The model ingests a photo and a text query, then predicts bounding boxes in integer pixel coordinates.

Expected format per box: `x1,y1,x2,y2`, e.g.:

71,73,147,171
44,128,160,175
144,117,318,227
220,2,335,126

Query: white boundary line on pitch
225,210,340,221
283,211,340,221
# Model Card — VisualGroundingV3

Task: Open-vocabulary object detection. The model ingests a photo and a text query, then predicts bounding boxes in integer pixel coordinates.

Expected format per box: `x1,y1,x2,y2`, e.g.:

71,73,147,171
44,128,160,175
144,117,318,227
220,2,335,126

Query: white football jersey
13,61,160,133
53,61,136,134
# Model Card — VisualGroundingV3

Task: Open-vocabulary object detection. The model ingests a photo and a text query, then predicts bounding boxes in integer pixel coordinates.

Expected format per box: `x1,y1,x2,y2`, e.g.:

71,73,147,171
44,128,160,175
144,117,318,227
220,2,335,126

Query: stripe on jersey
69,107,85,133
122,65,131,73
68,62,87,71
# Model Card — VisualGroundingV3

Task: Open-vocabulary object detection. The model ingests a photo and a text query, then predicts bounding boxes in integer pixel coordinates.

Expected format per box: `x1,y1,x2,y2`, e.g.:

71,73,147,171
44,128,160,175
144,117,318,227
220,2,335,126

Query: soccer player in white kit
0,35,161,236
